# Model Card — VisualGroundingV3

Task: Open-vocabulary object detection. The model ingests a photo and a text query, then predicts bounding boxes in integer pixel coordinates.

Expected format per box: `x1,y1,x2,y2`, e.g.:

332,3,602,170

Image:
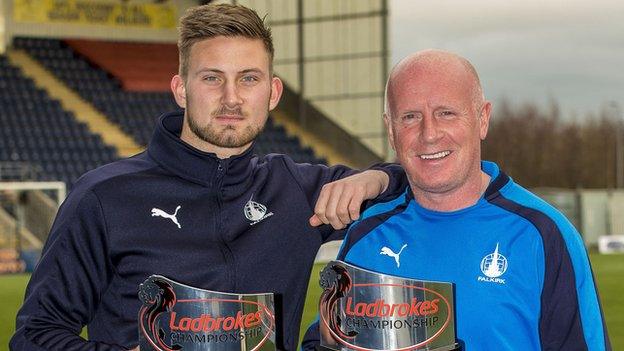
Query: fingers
309,214,323,227
313,183,347,229
313,171,386,230
348,188,365,221
313,183,332,226
323,183,345,229
313,183,366,230
334,186,353,227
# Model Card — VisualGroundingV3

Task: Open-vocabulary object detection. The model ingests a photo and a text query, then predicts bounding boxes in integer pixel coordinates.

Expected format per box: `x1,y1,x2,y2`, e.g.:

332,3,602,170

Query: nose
421,115,442,143
221,81,243,107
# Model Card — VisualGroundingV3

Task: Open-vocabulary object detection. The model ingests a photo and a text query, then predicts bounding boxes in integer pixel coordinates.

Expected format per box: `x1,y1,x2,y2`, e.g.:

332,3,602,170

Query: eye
437,110,455,118
202,75,221,84
399,113,419,125
240,75,259,85
440,110,455,117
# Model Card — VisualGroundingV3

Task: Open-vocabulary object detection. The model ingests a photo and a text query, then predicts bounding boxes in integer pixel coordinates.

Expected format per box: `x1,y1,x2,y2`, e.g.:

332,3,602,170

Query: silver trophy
318,261,458,351
138,275,276,351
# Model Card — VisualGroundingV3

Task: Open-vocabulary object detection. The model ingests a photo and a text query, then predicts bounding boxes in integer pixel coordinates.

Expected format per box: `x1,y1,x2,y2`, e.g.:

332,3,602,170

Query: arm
308,163,406,230
309,169,389,229
538,222,611,350
283,158,405,236
10,190,127,351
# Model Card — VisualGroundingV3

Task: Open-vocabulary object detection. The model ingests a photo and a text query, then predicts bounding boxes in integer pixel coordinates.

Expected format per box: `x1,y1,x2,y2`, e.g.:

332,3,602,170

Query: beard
186,104,266,149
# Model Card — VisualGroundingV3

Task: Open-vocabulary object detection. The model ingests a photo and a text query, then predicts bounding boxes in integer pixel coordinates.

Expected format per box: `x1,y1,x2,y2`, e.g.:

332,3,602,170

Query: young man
11,4,403,350
303,50,610,350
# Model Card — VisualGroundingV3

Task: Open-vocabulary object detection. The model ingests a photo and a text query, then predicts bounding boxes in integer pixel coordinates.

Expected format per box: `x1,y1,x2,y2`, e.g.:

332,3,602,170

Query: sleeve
281,158,406,241
282,159,355,207
538,219,611,351
362,162,407,207
282,160,354,242
10,189,127,351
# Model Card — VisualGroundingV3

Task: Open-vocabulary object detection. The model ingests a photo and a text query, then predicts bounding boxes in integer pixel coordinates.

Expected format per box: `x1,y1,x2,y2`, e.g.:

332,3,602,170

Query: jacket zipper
215,160,237,291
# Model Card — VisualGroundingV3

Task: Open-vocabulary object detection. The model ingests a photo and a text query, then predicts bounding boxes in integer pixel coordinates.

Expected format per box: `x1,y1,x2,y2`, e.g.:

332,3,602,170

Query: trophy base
317,344,460,351
432,343,461,351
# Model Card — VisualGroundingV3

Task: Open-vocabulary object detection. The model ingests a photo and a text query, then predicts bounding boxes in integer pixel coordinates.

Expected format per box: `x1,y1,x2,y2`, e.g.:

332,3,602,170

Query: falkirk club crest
477,243,508,284
480,243,508,278
244,195,273,226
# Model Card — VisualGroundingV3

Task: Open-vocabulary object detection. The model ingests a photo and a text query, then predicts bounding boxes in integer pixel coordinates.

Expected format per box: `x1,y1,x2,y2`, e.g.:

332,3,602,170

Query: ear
383,113,396,151
268,76,283,111
171,75,187,109
479,101,492,140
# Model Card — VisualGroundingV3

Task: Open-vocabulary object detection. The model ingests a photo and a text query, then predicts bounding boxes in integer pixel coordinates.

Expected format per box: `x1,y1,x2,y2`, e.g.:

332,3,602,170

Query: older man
303,50,610,350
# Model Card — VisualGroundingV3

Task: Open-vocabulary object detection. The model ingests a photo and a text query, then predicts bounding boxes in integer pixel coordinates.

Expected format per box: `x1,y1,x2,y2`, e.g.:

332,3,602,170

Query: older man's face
385,62,491,197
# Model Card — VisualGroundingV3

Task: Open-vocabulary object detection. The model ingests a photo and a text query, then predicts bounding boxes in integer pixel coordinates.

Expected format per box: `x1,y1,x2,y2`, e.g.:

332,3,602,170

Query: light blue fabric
499,181,606,350
340,161,607,350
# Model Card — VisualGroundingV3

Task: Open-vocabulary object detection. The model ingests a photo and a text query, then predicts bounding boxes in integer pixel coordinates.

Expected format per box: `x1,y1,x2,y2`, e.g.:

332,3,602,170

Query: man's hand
310,170,389,229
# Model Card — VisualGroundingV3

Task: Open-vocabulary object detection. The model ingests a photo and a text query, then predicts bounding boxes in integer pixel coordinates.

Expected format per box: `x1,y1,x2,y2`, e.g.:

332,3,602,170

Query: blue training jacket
303,161,610,351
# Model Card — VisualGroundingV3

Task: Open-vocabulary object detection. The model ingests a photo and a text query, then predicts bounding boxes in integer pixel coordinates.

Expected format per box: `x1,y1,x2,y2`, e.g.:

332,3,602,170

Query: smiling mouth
419,150,451,160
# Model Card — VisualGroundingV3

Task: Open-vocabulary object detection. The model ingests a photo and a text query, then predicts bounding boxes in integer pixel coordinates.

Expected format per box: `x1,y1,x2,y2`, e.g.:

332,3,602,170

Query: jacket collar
147,111,256,187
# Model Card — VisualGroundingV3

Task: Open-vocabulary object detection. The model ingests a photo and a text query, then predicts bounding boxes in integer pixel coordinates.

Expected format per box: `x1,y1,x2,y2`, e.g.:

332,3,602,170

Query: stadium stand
13,37,325,164
65,39,178,92
0,53,118,187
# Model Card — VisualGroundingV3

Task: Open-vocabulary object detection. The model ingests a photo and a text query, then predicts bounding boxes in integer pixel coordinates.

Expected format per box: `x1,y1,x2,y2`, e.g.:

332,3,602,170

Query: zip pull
217,162,223,172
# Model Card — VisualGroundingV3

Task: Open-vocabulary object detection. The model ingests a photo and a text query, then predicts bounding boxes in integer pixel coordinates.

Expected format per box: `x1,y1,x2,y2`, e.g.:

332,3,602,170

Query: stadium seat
12,37,326,164
0,50,118,188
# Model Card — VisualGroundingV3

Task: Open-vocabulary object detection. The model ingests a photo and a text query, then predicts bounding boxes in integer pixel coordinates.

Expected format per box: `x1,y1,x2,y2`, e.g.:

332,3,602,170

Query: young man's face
172,36,282,156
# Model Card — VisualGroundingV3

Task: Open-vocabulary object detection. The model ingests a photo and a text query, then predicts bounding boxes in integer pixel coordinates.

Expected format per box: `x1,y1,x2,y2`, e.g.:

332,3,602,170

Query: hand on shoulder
309,170,389,229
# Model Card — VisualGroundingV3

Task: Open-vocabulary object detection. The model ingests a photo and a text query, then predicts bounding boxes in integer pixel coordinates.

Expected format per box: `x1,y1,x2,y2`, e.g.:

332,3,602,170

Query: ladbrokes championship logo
138,275,275,351
319,262,457,351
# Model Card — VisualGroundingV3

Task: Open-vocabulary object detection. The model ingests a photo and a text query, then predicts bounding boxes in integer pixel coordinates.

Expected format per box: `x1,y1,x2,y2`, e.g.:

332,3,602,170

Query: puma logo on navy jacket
302,161,610,350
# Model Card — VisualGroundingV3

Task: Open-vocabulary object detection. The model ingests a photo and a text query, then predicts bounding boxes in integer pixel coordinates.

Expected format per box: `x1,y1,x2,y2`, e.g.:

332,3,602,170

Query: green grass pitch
1,274,31,348
1,254,621,348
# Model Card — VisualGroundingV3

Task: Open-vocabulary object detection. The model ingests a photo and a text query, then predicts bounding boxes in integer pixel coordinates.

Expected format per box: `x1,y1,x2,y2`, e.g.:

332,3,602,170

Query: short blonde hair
178,4,274,78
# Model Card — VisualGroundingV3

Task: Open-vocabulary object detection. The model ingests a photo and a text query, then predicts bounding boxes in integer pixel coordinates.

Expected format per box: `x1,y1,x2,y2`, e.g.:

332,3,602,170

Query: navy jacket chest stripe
488,193,588,350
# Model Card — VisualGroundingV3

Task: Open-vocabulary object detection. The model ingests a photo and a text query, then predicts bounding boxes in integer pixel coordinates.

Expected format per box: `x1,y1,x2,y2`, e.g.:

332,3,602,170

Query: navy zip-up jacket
10,112,403,351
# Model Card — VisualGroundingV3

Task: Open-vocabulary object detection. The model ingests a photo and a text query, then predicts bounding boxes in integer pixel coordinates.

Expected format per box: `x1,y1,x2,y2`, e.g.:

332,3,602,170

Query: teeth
420,151,451,160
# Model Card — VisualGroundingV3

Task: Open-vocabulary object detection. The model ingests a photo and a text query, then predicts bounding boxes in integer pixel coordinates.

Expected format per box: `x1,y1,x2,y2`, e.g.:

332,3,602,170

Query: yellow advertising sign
13,0,177,29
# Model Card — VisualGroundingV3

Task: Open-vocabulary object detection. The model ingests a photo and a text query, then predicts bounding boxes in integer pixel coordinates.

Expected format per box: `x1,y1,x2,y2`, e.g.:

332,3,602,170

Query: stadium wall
609,191,624,235
233,0,390,159
4,0,196,44
0,0,6,53
534,188,624,247
4,0,390,161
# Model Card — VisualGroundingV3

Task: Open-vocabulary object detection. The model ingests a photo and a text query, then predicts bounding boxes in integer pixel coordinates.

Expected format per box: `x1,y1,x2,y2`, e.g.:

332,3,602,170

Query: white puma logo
380,244,407,268
151,205,181,229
